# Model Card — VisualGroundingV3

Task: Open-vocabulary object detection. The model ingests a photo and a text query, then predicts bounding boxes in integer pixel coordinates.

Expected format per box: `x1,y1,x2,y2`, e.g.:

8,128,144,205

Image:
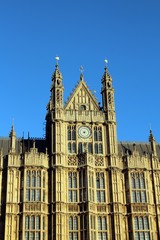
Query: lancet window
90,215,96,240
25,215,40,240
68,125,76,153
69,216,78,240
26,170,46,202
131,172,146,203
97,216,107,240
94,126,103,154
134,216,150,240
80,215,87,240
89,171,94,201
79,169,87,202
96,172,105,202
68,172,78,202
25,215,46,240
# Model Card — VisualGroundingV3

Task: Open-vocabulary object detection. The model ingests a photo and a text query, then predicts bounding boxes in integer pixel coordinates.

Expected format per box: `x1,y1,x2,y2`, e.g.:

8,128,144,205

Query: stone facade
0,64,160,240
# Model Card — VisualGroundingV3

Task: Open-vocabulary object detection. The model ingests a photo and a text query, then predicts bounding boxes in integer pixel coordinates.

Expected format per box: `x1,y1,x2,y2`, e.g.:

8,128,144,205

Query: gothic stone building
0,64,160,240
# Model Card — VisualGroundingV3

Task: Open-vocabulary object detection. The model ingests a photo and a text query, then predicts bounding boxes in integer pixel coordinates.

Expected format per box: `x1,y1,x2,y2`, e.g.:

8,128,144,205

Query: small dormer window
79,105,86,111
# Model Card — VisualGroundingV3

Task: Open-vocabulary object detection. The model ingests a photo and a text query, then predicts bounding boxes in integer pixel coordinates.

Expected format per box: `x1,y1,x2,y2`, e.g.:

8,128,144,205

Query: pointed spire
149,130,157,156
102,64,112,87
149,130,155,142
52,56,63,83
48,56,64,110
9,124,16,153
10,124,16,137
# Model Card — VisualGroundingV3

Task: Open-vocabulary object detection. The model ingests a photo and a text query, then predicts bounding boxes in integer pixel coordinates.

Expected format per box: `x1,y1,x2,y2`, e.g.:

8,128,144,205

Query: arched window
25,216,29,229
68,172,78,202
69,216,73,230
94,126,102,141
94,127,98,141
96,173,105,202
73,216,78,230
30,216,34,229
98,127,102,141
37,172,41,187
79,105,86,110
26,173,30,187
32,172,36,187
36,216,40,230
67,125,76,154
94,126,103,154
68,126,71,140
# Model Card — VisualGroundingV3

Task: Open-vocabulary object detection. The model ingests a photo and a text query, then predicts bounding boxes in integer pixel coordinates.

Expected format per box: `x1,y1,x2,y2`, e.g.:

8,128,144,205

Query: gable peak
65,77,99,110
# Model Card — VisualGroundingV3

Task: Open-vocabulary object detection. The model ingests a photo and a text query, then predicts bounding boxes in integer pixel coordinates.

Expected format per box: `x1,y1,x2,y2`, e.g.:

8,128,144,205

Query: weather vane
55,56,60,65
80,65,84,74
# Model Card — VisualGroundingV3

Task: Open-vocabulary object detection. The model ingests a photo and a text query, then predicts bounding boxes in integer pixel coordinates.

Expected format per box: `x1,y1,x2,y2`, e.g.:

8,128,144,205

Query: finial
80,65,84,81
12,117,14,129
149,124,153,137
104,59,108,67
55,56,60,66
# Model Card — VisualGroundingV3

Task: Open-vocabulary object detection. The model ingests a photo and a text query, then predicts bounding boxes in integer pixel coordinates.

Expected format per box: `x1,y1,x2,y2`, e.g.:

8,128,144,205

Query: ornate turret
46,57,64,155
101,63,118,156
9,125,16,153
101,66,114,112
49,58,64,111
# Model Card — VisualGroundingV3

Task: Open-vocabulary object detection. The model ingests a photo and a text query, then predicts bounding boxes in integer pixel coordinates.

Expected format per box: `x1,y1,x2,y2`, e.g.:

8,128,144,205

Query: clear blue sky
0,0,160,142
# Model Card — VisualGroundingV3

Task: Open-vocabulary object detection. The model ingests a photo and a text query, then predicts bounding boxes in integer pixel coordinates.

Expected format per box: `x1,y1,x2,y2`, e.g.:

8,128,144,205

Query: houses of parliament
0,61,160,240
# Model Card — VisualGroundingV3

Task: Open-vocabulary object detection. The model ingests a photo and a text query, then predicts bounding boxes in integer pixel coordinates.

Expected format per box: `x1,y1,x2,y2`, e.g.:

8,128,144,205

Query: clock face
78,126,91,139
